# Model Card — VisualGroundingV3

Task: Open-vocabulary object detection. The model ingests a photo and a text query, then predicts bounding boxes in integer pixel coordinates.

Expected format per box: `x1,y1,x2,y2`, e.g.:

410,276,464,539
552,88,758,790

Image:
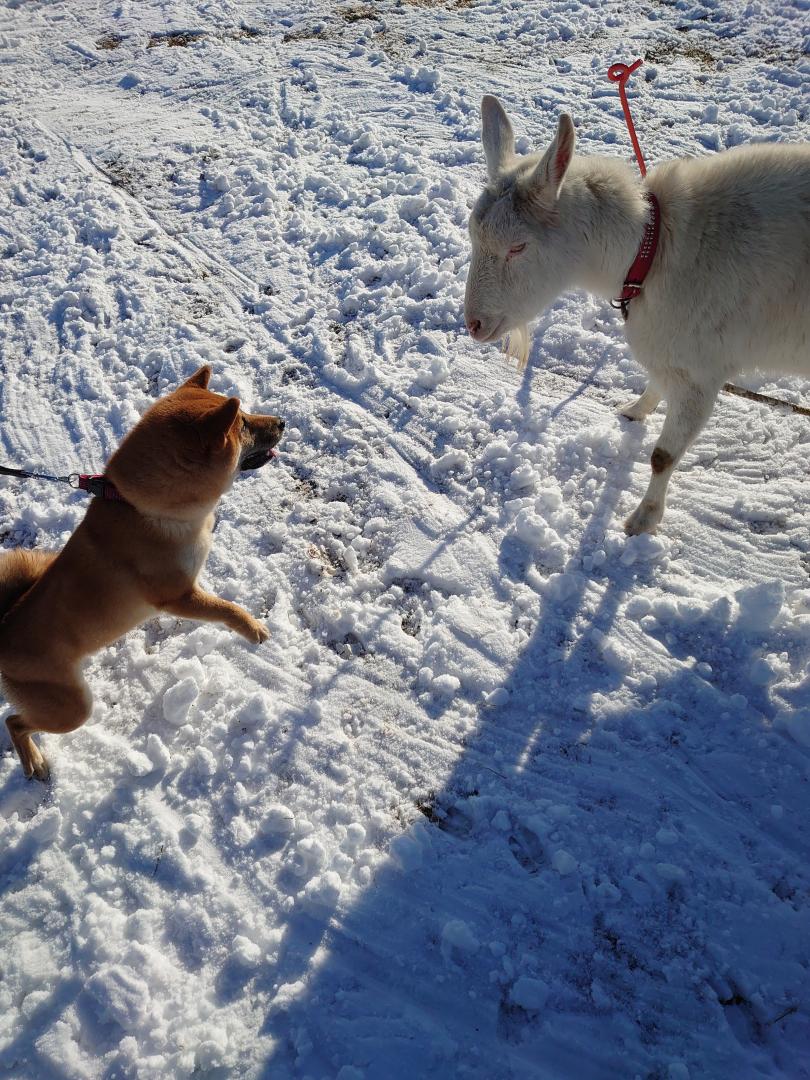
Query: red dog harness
0,465,126,504
73,474,126,501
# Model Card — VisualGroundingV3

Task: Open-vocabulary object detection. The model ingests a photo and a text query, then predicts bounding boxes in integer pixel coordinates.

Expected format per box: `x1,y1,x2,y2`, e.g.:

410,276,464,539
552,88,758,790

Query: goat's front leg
159,587,269,643
624,376,719,535
620,382,661,421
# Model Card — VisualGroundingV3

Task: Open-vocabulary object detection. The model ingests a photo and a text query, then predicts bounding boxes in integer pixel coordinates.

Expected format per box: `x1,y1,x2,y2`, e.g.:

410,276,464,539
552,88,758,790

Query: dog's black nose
278,418,285,431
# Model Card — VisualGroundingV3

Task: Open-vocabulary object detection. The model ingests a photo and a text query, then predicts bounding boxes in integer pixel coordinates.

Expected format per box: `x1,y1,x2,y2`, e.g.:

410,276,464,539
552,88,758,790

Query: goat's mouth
480,318,506,343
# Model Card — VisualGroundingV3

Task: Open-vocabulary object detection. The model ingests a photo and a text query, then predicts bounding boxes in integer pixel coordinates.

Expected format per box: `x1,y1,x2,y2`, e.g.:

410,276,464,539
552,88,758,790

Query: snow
0,1,809,1078
510,976,551,1012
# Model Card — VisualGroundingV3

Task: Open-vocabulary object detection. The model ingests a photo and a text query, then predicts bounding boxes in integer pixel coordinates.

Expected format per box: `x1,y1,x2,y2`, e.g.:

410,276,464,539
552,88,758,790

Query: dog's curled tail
0,550,57,620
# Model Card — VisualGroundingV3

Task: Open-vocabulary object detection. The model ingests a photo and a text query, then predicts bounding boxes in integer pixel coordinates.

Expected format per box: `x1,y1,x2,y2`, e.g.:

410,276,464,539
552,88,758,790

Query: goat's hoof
624,502,661,536
619,401,649,422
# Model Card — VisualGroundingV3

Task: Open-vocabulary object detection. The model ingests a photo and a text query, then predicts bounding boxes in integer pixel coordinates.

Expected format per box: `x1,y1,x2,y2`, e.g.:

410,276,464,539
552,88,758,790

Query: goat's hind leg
4,676,91,781
620,382,661,422
624,375,720,535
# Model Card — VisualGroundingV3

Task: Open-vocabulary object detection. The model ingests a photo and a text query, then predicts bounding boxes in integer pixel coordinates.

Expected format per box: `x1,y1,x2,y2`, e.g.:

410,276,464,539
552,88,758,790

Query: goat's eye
507,242,527,259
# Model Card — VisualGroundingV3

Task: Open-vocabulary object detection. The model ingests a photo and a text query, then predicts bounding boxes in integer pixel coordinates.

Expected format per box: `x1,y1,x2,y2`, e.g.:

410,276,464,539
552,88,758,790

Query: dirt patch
398,0,475,7
96,32,124,51
340,5,378,22
643,28,801,67
99,155,139,196
186,294,216,321
147,27,263,48
645,37,716,66
282,26,327,44
148,30,204,49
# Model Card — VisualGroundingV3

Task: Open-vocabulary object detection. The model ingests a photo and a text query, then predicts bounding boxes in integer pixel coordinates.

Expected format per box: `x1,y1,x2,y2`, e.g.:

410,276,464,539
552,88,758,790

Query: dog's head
105,366,284,518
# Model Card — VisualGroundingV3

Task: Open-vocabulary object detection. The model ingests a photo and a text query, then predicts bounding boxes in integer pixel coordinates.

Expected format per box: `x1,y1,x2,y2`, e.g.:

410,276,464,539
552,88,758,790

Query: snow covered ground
0,1,809,1076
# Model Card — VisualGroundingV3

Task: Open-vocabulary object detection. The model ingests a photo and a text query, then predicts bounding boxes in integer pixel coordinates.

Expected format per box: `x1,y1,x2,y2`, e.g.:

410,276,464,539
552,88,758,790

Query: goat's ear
481,95,515,180
527,114,576,214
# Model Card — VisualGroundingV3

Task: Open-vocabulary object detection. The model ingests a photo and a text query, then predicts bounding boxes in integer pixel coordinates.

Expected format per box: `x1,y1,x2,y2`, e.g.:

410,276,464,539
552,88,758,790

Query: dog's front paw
241,619,269,645
25,742,50,783
227,604,270,644
624,500,663,536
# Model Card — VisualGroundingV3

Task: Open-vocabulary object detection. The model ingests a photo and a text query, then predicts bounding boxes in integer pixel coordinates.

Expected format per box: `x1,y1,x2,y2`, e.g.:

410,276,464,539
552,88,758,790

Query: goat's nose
467,318,482,337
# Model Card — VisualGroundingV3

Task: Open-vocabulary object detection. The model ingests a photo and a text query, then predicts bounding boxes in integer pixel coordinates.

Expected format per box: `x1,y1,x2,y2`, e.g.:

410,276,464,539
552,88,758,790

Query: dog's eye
507,242,527,259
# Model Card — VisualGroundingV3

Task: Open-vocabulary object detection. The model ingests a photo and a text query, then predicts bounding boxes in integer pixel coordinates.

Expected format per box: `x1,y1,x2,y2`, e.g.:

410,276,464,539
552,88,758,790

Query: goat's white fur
464,96,810,534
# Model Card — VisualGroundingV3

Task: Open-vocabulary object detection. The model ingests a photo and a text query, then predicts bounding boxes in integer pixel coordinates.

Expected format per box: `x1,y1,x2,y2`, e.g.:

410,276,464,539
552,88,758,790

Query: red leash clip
607,59,647,177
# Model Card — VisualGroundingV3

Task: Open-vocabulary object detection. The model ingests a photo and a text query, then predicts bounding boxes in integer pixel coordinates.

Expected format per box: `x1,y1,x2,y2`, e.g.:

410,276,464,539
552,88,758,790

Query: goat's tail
0,549,57,620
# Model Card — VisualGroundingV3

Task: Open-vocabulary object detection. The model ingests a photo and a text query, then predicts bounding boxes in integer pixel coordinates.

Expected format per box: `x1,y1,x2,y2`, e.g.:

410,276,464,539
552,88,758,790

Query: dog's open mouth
240,447,278,471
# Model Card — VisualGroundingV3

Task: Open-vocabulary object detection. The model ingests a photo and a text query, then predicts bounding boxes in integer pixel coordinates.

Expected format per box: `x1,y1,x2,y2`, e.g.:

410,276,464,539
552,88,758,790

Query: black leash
0,464,76,485
0,465,126,502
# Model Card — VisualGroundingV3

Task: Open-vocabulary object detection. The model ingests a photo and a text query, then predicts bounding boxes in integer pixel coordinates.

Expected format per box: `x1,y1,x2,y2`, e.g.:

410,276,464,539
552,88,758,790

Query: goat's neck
563,161,652,300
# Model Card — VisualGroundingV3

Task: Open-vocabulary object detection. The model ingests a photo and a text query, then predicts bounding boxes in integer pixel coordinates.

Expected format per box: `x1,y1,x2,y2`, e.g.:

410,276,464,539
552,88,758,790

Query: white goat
464,96,810,534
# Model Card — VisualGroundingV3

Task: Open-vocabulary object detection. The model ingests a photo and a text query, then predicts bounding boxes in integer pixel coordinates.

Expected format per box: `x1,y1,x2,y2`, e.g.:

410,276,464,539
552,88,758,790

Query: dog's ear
202,397,241,450
182,365,212,390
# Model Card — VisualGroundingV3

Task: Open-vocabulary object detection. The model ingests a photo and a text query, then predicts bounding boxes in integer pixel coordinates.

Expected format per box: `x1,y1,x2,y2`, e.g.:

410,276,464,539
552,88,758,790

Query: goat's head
464,96,576,368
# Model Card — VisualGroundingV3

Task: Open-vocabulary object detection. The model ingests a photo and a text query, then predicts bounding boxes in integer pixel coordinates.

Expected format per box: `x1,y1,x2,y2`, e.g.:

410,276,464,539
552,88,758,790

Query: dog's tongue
241,448,278,471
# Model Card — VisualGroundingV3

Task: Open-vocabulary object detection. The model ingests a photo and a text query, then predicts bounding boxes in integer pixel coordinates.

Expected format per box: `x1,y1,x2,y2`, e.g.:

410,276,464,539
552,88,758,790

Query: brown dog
0,366,284,780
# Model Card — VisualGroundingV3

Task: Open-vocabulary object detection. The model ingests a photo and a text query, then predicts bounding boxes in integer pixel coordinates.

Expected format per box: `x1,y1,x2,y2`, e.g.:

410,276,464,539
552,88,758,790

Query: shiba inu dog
0,366,284,780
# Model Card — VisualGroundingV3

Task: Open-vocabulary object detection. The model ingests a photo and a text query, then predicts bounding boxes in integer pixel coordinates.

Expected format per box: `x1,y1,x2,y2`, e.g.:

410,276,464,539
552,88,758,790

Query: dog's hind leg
4,676,92,780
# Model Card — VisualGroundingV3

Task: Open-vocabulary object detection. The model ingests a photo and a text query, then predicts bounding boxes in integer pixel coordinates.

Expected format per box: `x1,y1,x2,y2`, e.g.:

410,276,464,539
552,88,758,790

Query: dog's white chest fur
181,531,213,582
153,512,215,582
181,513,215,582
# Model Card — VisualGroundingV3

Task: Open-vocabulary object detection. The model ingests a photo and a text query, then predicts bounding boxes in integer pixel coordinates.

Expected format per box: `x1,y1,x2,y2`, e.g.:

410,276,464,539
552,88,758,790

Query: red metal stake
607,59,647,177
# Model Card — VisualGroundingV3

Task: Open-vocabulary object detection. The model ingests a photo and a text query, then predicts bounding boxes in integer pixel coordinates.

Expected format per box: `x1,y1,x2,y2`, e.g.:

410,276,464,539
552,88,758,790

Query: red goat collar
612,193,661,320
